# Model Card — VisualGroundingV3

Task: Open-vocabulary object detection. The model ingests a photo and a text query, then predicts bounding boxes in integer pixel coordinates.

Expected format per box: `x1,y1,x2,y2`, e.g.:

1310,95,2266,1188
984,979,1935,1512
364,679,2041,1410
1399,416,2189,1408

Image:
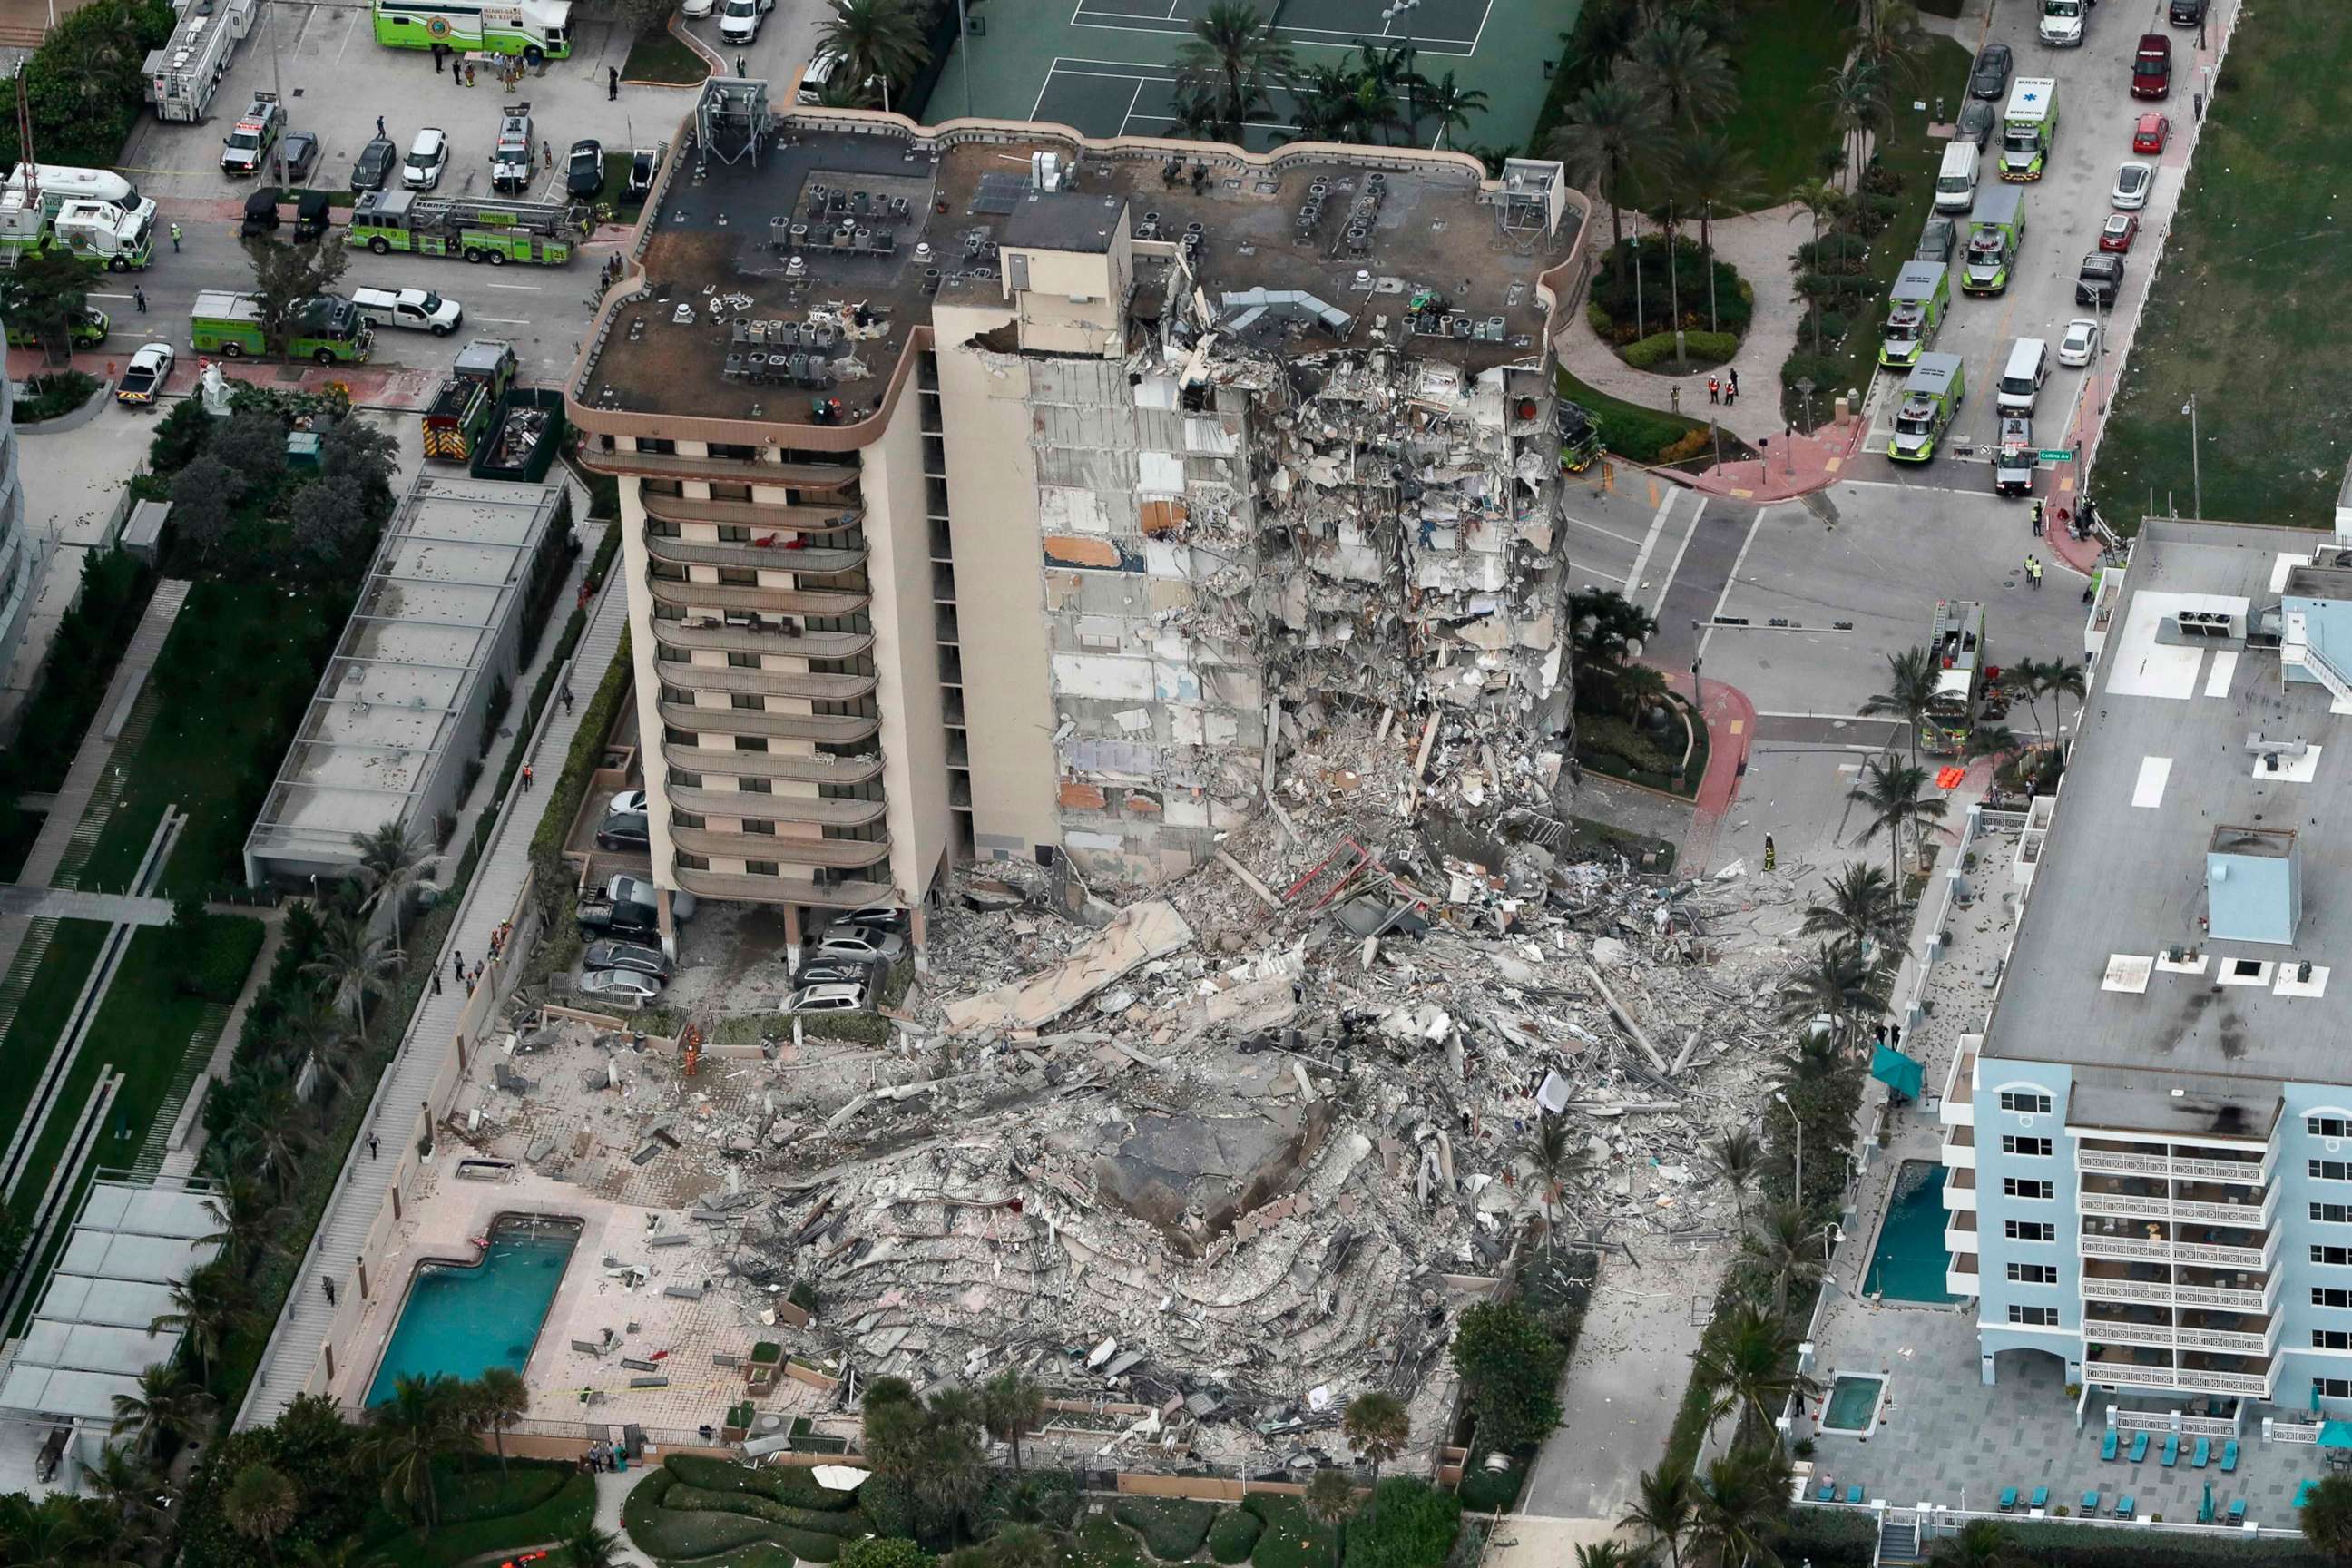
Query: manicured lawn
360,1461,595,1568
77,578,336,897
624,28,710,85
0,920,107,1151
1781,35,1973,430
1719,0,1849,209
2093,13,2352,529
1554,367,1710,466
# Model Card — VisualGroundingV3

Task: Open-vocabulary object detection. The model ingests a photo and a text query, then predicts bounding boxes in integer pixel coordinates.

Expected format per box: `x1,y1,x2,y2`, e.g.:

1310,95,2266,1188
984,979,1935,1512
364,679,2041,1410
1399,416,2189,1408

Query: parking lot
1861,0,2234,503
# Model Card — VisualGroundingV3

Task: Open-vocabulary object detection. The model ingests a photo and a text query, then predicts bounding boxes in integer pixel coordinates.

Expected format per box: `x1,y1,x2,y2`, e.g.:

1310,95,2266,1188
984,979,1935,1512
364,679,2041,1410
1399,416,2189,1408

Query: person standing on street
169,221,181,252
132,287,146,313
609,65,619,100
377,114,386,138
1707,375,1720,405
1728,366,1740,402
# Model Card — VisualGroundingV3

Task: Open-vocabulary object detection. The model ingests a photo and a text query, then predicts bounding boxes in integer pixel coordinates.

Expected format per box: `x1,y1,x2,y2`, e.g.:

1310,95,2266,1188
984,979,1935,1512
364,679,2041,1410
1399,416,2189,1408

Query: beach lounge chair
2223,1440,2240,1474
1816,1480,1833,1501
2102,1429,2119,1460
2116,1494,2135,1518
2129,1432,2149,1463
2030,1486,2049,1510
2000,1486,2018,1511
2082,1490,2101,1513
2195,1436,2211,1468
2162,1433,2180,1466
1846,1485,1864,1504
2229,1500,2248,1524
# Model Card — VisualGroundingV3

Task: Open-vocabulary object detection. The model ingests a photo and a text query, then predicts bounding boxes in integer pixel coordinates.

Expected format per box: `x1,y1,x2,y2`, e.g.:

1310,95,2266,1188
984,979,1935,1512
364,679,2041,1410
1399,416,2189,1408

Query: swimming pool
366,1215,581,1406
1819,1373,1886,1436
1862,1160,1964,1304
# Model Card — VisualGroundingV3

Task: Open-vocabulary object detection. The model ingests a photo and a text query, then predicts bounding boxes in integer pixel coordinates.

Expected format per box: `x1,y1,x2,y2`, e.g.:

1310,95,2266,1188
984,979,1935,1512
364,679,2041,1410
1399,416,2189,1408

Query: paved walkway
1554,204,1809,446
0,886,171,924
1668,670,1757,879
159,908,289,1181
593,1467,658,1565
238,566,627,1429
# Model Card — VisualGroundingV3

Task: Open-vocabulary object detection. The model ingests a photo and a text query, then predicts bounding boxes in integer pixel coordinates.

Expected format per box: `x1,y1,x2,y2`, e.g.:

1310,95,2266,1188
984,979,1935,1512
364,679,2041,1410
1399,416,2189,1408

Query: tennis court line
1065,5,1477,51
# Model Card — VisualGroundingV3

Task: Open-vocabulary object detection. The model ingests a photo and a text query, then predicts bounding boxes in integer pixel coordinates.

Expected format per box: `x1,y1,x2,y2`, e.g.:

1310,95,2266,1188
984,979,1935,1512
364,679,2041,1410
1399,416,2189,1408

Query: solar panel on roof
973,172,1024,215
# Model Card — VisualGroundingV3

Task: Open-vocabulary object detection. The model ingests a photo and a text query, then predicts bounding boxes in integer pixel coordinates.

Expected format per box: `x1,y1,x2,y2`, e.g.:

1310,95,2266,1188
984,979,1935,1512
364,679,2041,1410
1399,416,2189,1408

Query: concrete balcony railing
2081,1191,2171,1220
2082,1319,2272,1355
644,577,868,620
2176,1155,2269,1186
670,825,892,869
2079,1232,2268,1269
666,785,887,829
657,701,880,746
2082,1359,2269,1397
672,867,895,908
2075,1148,2269,1186
652,620,875,662
1944,1167,1976,1211
2078,1149,2169,1177
1947,1255,1980,1296
2080,1190,2276,1230
2080,1273,2272,1314
1943,1122,1975,1171
645,534,868,576
580,447,858,490
658,662,878,704
641,494,864,534
661,741,884,788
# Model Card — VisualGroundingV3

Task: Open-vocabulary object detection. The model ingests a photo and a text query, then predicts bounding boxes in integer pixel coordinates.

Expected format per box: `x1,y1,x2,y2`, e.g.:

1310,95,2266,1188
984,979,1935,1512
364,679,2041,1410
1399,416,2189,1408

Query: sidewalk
1679,417,1864,504
1666,670,1756,878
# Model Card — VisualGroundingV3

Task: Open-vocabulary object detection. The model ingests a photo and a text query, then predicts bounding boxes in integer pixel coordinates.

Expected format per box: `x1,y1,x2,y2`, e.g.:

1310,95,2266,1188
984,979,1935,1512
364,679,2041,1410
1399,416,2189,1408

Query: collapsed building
569,82,1583,945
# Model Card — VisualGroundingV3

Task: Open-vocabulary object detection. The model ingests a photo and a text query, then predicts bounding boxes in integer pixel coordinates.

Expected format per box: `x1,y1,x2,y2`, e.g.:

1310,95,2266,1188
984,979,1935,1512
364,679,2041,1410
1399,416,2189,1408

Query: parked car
2076,253,2126,308
580,967,664,1003
2057,318,2100,368
2100,212,2140,253
2112,161,2154,210
609,876,691,918
793,963,869,987
115,342,172,407
1969,42,2012,100
783,982,867,1015
828,906,907,936
352,135,397,192
220,96,283,175
2132,113,2171,154
609,789,650,817
2169,0,2207,23
629,147,658,200
813,929,905,965
681,0,716,15
1955,100,1996,151
404,127,449,191
279,130,318,183
566,139,604,200
1915,216,1956,264
597,812,649,851
583,940,671,979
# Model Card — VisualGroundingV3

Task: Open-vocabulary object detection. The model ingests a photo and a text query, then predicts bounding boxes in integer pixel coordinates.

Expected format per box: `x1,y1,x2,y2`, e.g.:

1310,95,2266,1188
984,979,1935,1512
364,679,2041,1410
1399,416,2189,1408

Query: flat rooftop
576,112,1576,425
243,475,561,870
1985,519,2352,1134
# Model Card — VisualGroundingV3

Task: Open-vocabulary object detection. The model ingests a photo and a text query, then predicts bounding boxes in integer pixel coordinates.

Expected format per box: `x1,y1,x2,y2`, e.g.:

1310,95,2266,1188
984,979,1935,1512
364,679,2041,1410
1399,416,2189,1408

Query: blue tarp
1871,1044,1926,1102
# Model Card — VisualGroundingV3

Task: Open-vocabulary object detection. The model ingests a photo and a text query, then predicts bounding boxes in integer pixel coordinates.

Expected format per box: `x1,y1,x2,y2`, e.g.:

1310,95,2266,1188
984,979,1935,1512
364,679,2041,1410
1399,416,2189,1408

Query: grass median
2093,13,2352,529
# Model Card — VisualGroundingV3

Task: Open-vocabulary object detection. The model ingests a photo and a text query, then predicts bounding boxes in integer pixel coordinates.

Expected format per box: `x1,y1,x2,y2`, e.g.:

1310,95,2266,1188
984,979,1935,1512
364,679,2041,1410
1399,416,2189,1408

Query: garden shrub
1655,428,1712,465
842,1540,933,1568
622,1470,779,1560
1619,330,1740,370
1455,1465,1524,1514
1115,1497,1218,1560
1210,1507,1265,1563
1779,354,1855,404
664,1483,869,1536
1797,233,1871,272
1587,239,1753,340
862,1475,916,1538
15,370,98,422
665,1453,858,1510
1243,1494,1337,1568
1341,1480,1460,1568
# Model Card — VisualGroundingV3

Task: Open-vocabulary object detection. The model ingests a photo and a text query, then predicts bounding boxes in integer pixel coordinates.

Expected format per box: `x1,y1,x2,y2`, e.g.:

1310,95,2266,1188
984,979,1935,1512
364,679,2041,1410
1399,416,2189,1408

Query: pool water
1822,1374,1885,1433
366,1218,579,1406
1863,1161,1964,1304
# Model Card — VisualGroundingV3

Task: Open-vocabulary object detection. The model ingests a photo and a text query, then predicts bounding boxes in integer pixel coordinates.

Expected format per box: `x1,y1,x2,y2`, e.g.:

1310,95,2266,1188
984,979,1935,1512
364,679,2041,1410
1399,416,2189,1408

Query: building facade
1947,519,2352,1417
567,88,1581,938
0,355,38,710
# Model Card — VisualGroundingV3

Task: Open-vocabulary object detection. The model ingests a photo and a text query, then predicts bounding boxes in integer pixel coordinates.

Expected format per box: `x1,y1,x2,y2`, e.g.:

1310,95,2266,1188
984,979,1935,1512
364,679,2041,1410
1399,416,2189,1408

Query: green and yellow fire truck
348,190,584,267
191,290,374,365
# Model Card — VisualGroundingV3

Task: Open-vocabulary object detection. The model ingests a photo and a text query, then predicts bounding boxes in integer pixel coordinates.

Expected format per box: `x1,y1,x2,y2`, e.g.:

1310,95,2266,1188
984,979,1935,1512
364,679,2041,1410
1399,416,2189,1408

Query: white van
1933,141,1979,214
1996,337,2050,415
351,286,464,336
797,49,843,104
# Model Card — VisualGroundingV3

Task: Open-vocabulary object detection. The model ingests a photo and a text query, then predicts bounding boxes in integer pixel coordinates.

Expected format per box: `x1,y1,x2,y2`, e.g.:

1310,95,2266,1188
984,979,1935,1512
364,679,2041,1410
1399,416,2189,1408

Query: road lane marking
473,316,532,324
483,283,544,291
1622,491,1676,602
1649,496,1707,620
1695,504,1767,665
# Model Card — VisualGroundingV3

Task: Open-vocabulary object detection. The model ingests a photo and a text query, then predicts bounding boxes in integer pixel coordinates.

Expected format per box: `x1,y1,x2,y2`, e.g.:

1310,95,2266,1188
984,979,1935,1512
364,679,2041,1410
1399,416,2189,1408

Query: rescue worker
2031,498,2045,535
1707,374,1720,405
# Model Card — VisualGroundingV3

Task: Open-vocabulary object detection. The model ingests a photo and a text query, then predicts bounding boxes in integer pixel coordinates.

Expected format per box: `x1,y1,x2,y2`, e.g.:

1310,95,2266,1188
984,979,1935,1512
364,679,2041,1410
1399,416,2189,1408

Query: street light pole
268,0,288,186
956,0,972,119
1775,1089,1801,1203
2184,392,2201,518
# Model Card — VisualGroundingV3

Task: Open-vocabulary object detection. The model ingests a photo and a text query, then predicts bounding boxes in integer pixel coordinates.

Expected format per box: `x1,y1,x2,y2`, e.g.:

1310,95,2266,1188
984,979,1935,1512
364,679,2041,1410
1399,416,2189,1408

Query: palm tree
472,1366,530,1480
1666,132,1757,336
226,1063,320,1193
1710,1130,1764,1229
203,1174,292,1272
357,1373,475,1534
1174,2,1294,143
2043,659,2087,747
1691,1444,1792,1566
981,1368,1047,1471
1851,0,1932,93
993,1522,1062,1568
1622,16,1737,129
1848,752,1952,878
1526,1112,1590,1249
1778,1029,1844,1093
109,1362,213,1458
1302,1467,1356,1568
2299,1475,2352,1560
223,1462,299,1565
1860,646,1938,766
1777,939,1879,1052
1291,63,1367,142
351,820,436,953
1355,43,1425,143
815,0,931,111
563,1528,626,1568
1549,70,1658,260
1342,1391,1409,1523
1930,1517,2022,1568
2004,656,2052,741
1801,861,1906,954
1621,1463,1696,1568
278,993,364,1106
1816,56,1886,192
0,1494,111,1568
1695,1306,1817,1440
1786,176,1847,248
150,1260,247,1377
1345,72,1402,150
1573,1544,1651,1568
1964,725,2024,767
1743,1202,1830,1316
1568,587,1660,672
83,1441,169,1536
302,911,397,1037
1420,72,1489,150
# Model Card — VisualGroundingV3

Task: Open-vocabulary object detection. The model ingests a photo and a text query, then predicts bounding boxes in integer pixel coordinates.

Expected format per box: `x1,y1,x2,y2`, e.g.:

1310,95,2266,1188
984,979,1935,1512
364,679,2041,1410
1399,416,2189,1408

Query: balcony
2081,1357,2270,1397
2078,1148,2169,1177
662,741,882,787
2079,1221,2269,1270
652,620,874,661
1945,1211,1978,1255
659,663,877,703
658,701,879,745
2081,1190,2171,1221
644,578,868,619
670,826,891,869
2075,1143,2270,1186
645,534,868,575
2078,1261,2274,1313
1943,1121,1975,1171
665,787,886,828
1944,1166,1976,1212
641,493,864,534
673,867,895,907
1948,1253,1980,1296
1940,1039,1978,1124
2081,1318,2272,1355
583,447,858,489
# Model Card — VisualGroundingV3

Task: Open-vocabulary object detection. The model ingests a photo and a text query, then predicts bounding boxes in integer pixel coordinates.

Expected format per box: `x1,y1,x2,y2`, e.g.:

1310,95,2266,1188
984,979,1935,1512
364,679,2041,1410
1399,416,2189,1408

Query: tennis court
1033,58,1309,146
1067,0,1491,56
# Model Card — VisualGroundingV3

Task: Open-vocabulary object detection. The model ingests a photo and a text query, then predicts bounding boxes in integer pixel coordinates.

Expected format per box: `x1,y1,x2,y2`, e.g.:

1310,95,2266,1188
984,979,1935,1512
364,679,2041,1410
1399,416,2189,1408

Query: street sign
2037,449,2074,462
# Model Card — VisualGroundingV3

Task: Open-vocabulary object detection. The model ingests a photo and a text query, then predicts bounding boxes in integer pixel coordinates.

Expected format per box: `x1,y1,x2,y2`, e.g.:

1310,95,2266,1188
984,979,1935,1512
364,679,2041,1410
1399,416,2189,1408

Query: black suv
1916,217,1956,264
2076,254,2125,307
2169,0,2206,24
351,136,397,192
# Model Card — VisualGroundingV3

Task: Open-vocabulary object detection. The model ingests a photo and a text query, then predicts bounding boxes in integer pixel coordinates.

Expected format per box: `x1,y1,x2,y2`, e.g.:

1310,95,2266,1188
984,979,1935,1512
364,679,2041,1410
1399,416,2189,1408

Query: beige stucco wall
932,300,1061,861
614,474,678,890
861,377,954,907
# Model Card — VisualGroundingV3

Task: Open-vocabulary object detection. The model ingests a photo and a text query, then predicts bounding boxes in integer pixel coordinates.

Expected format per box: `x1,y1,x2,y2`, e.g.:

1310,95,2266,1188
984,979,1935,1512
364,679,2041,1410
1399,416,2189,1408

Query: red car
2101,212,2140,253
2132,113,2171,153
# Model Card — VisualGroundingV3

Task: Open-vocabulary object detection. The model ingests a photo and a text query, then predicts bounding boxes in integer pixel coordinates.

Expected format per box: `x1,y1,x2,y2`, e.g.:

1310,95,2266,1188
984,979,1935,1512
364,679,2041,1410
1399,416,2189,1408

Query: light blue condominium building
1945,517,2352,1417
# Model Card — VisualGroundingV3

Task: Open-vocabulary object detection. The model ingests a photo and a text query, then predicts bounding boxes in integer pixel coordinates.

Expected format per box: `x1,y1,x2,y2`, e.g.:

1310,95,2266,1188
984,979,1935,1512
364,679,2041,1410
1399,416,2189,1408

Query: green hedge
624,1469,780,1560
1243,1494,1337,1568
1781,1507,1876,1568
1782,1510,2336,1568
1619,330,1741,370
1341,1480,1459,1568
1,548,154,796
666,1483,870,1537
1114,1497,1218,1561
1210,1507,1265,1563
666,1453,859,1510
1456,1465,1524,1514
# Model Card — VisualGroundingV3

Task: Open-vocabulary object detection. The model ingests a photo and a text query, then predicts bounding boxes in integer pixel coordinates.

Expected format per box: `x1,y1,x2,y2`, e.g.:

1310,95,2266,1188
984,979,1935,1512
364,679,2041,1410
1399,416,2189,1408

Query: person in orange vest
1707,375,1720,405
